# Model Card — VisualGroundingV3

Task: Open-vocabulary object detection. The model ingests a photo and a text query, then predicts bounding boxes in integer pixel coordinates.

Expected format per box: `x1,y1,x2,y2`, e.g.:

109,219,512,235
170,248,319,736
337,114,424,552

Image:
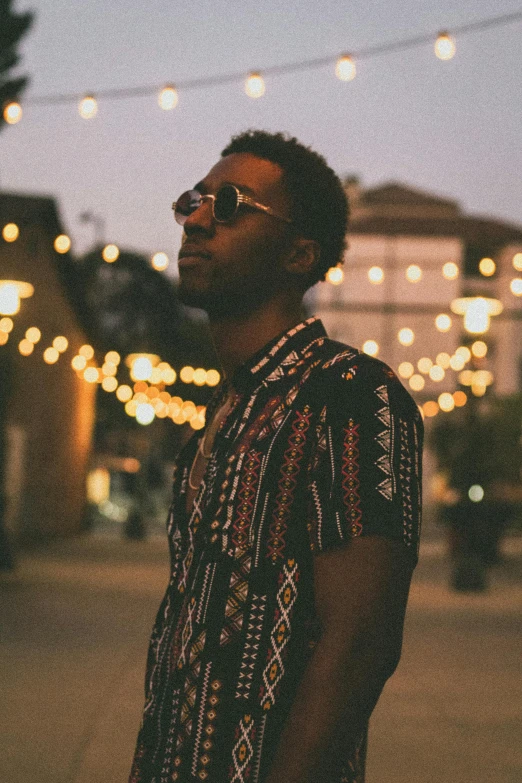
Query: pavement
1,520,521,783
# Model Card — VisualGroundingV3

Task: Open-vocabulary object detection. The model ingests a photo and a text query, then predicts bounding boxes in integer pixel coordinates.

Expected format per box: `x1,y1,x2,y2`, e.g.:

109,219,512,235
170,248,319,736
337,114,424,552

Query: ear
284,237,321,279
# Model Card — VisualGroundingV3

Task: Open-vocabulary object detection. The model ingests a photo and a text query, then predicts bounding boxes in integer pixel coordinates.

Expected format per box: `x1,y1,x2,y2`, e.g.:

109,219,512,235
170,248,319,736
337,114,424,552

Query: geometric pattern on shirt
236,593,267,700
232,450,263,557
220,552,252,647
176,628,207,754
229,712,258,783
374,383,393,502
342,419,363,536
194,676,223,782
259,556,299,712
400,418,415,546
267,407,312,563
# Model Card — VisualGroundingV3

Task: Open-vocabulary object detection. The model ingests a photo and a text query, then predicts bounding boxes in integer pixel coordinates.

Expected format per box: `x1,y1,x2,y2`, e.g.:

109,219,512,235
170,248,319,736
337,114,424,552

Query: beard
177,264,282,321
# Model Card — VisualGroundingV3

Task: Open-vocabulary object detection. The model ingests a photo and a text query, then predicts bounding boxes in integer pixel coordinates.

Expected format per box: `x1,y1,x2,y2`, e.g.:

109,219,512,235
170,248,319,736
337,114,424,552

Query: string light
423,401,439,417
417,357,433,374
3,101,22,124
398,362,414,379
26,327,41,343
19,339,34,356
436,352,451,369
397,327,415,346
72,355,87,371
105,350,120,365
449,354,466,371
102,244,119,263
405,264,422,283
102,376,118,392
368,266,384,284
54,234,71,253
362,340,379,357
435,313,452,332
471,340,487,358
206,369,221,386
180,365,195,383
510,278,522,296
438,392,455,412
513,253,522,272
116,384,133,402
434,31,456,60
335,55,356,81
79,344,94,359
16,12,520,116
0,318,14,333
83,367,99,383
158,85,178,110
326,266,344,285
79,95,97,119
442,262,459,280
151,252,169,271
453,391,467,407
53,336,68,353
468,485,484,502
2,223,19,242
43,347,60,364
479,257,496,276
245,72,265,98
409,374,425,391
0,332,8,346
429,365,445,382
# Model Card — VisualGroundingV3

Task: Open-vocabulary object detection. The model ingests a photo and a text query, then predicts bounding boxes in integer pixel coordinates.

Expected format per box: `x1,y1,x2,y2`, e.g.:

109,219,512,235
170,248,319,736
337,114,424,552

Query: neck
209,298,305,382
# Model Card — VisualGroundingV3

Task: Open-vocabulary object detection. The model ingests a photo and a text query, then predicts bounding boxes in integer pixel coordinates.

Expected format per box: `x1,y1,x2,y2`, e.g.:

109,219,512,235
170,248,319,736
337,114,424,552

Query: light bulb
435,32,456,61
335,55,356,81
245,73,265,99
102,244,119,263
79,95,97,119
158,85,178,110
326,266,344,285
368,266,384,284
362,340,379,357
3,101,22,124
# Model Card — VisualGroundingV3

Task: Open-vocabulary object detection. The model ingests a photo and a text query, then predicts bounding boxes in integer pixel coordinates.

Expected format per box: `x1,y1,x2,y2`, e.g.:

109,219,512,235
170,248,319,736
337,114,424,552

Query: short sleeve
306,359,423,561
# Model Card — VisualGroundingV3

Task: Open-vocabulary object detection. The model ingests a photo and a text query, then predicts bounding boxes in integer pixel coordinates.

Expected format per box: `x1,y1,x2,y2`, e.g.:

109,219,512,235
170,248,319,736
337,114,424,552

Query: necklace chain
187,391,234,490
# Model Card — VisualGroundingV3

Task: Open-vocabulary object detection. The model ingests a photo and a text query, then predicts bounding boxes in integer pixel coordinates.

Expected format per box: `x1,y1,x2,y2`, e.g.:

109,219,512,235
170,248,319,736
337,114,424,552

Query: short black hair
221,130,349,287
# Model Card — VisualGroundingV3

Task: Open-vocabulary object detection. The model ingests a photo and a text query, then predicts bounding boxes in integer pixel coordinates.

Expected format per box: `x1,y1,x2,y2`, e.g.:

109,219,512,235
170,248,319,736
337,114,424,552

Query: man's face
176,152,295,318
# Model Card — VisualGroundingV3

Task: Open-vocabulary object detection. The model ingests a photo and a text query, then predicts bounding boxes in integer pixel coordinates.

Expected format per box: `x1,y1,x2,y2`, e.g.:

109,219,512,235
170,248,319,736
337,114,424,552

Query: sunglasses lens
174,190,202,224
214,185,239,222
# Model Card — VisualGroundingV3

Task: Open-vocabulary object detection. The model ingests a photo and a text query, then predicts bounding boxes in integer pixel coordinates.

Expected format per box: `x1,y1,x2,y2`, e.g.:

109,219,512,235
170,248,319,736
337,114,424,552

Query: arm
264,536,415,783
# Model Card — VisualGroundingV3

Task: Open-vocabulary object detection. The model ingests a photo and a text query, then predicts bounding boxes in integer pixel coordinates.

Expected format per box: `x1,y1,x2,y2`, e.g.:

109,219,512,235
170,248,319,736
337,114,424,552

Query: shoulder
307,337,421,425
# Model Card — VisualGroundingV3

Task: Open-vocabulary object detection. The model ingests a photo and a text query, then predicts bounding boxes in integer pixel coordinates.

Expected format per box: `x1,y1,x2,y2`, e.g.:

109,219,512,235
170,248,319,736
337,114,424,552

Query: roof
349,181,522,247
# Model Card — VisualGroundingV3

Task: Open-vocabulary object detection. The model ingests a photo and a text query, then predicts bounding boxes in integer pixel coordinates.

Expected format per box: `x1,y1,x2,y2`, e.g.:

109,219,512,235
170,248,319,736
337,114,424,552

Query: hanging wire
22,10,522,108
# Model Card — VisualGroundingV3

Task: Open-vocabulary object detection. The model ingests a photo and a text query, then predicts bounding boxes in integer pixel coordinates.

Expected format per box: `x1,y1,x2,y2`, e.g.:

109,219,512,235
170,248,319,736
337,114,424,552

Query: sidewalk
1,527,521,783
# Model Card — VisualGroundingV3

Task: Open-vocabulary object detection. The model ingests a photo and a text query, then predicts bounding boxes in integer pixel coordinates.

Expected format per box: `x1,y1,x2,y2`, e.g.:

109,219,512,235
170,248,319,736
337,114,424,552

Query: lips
178,245,211,261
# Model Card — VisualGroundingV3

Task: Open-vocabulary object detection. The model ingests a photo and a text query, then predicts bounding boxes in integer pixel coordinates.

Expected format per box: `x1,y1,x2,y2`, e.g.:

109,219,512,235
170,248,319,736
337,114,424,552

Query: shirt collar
229,316,327,394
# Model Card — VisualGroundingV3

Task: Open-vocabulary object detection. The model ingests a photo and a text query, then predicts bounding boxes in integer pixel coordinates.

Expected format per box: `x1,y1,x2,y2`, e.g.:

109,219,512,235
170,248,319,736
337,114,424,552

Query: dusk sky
2,0,522,269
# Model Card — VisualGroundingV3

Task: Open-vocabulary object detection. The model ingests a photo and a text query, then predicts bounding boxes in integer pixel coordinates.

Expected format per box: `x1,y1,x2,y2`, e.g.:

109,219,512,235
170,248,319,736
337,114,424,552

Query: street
1,525,521,783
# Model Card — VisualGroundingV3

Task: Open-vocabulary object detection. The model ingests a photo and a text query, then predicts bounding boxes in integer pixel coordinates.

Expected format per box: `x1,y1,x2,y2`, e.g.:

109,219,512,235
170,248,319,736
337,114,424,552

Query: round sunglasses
172,184,292,225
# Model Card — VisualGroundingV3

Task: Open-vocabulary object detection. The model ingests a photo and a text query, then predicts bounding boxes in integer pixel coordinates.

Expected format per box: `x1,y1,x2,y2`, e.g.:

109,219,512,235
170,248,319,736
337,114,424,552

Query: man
129,130,423,783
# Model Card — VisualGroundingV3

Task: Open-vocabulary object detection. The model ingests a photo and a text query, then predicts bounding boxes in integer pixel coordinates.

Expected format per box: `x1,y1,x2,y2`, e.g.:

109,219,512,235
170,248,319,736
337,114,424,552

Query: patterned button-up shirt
129,317,423,783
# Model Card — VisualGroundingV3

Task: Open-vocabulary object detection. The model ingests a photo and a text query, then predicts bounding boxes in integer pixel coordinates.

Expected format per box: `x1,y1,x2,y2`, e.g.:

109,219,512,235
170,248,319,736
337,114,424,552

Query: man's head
176,129,349,318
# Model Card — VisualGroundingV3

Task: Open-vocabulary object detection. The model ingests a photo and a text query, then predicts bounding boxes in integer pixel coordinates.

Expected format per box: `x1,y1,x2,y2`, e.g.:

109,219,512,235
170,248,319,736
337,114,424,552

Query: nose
183,195,215,235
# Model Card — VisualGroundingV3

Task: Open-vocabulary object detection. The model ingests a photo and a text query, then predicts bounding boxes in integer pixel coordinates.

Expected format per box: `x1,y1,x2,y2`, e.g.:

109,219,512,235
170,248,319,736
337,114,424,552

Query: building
0,194,96,544
313,179,522,400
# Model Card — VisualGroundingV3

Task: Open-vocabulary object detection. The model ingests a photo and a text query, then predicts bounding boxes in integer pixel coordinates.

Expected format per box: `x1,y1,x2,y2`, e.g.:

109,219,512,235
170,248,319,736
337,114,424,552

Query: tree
0,0,34,130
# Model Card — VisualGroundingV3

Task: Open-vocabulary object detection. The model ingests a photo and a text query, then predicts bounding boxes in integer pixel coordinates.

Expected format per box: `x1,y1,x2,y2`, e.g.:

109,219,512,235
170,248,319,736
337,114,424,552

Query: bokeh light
151,252,169,271
79,95,97,119
409,374,425,391
479,257,496,277
398,328,415,346
158,85,178,110
435,32,456,60
422,401,439,418
510,278,522,296
116,384,133,402
398,362,414,379
335,55,356,81
453,391,467,407
43,347,60,364
245,72,265,98
429,365,445,382
368,266,384,284
438,392,455,412
26,327,41,343
513,253,522,272
405,264,422,283
362,340,379,357
19,339,34,356
435,314,452,332
3,101,22,124
471,340,487,358
79,344,94,359
83,367,99,383
417,357,433,374
468,485,484,503
54,234,71,253
442,262,459,280
326,266,344,285
102,244,119,263
2,223,19,242
53,336,68,353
